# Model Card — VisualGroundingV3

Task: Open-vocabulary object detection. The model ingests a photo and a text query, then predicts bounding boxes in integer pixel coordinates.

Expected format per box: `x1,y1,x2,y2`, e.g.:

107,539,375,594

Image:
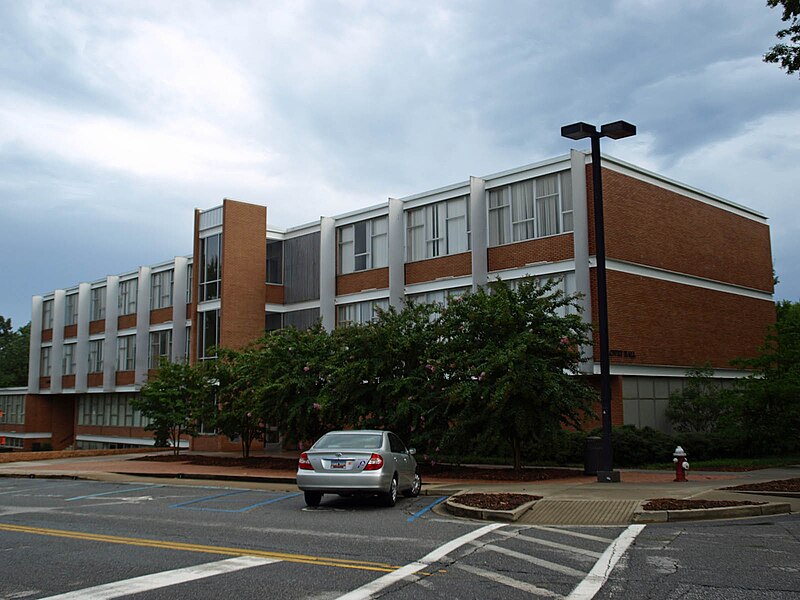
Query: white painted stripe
38,556,279,600
566,524,646,600
469,541,586,578
530,526,614,544
496,530,602,558
455,563,562,597
334,523,504,600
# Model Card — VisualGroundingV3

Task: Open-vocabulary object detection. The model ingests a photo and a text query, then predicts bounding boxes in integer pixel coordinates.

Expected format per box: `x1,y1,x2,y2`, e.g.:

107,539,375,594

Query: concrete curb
632,501,792,523
444,492,540,522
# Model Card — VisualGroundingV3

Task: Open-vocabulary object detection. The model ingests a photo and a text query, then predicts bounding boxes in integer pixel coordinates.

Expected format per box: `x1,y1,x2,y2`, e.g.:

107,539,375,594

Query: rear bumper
296,469,393,493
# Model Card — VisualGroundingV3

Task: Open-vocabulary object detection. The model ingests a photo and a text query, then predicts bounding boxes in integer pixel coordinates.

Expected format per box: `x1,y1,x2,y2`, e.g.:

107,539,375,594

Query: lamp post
561,120,636,483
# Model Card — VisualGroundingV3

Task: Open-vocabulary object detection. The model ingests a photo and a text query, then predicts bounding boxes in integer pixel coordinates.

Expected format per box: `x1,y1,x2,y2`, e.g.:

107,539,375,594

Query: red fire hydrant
673,446,690,482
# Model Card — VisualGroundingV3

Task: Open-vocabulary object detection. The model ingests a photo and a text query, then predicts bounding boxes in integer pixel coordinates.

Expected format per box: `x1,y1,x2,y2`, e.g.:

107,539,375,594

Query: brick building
0,151,775,451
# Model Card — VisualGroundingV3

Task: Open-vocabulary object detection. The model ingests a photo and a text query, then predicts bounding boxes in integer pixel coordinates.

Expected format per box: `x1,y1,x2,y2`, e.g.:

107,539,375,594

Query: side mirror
408,448,416,455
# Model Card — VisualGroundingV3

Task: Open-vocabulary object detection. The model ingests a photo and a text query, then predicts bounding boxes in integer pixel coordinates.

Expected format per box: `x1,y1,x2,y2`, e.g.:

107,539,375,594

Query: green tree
665,365,735,433
134,359,215,454
0,317,30,387
765,0,800,77
434,279,597,470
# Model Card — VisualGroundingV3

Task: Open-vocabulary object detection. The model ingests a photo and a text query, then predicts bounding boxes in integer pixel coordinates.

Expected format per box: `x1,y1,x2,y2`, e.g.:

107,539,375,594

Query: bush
610,426,676,467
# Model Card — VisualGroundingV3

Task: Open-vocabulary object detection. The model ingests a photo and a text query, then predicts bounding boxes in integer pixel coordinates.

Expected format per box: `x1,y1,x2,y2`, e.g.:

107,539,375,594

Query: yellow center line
0,523,400,573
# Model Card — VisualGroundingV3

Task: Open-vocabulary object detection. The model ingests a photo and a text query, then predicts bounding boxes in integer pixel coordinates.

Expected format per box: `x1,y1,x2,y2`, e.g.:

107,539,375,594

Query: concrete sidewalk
0,451,797,525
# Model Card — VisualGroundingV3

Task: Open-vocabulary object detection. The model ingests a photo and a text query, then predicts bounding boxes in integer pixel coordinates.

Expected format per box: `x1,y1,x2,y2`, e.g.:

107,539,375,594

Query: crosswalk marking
36,556,279,600
528,526,614,544
495,529,603,558
468,540,587,578
455,564,563,597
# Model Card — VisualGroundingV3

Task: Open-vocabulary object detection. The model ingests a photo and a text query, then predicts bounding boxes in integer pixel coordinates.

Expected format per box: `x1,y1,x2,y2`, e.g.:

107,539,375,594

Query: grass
641,455,800,471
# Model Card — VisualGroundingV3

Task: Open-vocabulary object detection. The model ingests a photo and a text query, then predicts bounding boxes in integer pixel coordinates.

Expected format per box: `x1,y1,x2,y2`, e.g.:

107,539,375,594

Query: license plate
330,459,350,470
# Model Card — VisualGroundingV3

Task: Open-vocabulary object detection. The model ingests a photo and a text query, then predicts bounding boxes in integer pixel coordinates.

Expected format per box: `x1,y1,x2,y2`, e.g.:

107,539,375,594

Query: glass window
338,217,388,274
186,264,193,304
118,279,138,315
407,197,470,262
90,287,106,321
42,299,53,329
266,240,283,284
199,234,222,302
40,346,51,377
117,335,136,371
65,293,79,326
198,309,219,360
63,343,76,375
149,330,172,368
336,299,389,327
0,395,26,425
150,270,174,310
88,340,103,373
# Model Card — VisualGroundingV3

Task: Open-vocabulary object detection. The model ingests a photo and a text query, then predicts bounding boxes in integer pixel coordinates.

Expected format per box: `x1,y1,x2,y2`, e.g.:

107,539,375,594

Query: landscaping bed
453,493,541,510
642,498,765,511
722,477,800,493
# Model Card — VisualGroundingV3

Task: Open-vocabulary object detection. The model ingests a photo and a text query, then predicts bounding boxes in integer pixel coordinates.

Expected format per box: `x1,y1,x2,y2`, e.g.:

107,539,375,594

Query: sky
1,0,798,329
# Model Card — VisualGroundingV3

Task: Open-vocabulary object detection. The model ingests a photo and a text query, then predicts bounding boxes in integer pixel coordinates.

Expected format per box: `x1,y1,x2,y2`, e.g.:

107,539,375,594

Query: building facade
0,150,775,451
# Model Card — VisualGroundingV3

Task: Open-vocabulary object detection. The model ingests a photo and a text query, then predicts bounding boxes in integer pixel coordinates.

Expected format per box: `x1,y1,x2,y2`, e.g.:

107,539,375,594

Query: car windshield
314,433,383,450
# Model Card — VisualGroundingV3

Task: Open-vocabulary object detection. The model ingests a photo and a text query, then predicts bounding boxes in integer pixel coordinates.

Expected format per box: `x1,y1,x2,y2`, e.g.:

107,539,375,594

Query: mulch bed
722,477,800,493
643,498,765,511
454,493,542,510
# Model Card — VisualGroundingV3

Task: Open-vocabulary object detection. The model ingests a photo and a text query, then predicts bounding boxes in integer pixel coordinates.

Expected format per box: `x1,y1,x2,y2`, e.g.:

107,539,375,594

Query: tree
434,279,597,470
665,365,735,433
133,359,215,454
0,317,30,387
764,0,800,77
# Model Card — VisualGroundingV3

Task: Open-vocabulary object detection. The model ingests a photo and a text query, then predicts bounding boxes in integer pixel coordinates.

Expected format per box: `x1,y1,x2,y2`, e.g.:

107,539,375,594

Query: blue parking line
171,491,301,513
66,484,163,501
169,489,250,508
407,496,447,522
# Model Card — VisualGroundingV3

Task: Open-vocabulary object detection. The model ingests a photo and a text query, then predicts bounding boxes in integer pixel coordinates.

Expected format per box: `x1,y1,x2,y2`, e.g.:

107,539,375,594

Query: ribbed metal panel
199,206,223,230
284,232,321,303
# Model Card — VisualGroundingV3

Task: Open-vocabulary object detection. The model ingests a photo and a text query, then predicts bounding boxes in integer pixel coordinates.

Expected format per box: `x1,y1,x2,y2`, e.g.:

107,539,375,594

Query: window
42,299,53,329
118,279,138,315
149,330,172,368
338,217,388,274
78,394,150,428
0,395,25,425
90,287,106,321
488,172,572,246
88,339,103,373
186,264,193,304
150,270,174,310
198,309,219,360
336,299,389,327
40,347,51,377
265,312,282,331
65,293,79,326
63,343,76,375
185,326,191,361
408,287,469,307
117,335,136,371
266,240,283,284
199,234,222,302
406,196,470,261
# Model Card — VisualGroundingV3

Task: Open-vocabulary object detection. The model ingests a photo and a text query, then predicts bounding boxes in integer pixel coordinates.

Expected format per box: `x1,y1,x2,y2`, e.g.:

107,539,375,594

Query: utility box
584,436,602,476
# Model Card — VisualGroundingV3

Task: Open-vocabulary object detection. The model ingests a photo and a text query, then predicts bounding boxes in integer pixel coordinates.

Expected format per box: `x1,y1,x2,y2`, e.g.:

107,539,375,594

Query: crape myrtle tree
323,301,443,448
134,358,216,454
434,278,597,471
765,0,800,77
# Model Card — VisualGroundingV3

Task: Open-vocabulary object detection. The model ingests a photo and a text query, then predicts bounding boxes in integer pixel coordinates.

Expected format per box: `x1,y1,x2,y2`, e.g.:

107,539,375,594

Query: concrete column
135,267,152,386
171,257,189,363
319,217,336,331
571,149,594,374
50,290,66,394
103,276,119,392
388,198,405,308
27,296,43,392
74,282,91,393
470,176,488,291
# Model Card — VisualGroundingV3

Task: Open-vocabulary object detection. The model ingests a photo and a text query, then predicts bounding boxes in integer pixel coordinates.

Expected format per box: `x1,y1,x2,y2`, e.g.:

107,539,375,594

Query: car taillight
364,453,384,471
298,452,314,470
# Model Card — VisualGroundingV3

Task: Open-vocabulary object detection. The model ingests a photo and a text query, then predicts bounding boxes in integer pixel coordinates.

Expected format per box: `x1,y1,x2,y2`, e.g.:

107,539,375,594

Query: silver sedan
296,430,421,507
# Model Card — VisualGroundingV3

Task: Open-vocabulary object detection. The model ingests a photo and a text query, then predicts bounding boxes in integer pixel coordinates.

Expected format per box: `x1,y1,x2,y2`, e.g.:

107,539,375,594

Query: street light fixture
561,120,636,483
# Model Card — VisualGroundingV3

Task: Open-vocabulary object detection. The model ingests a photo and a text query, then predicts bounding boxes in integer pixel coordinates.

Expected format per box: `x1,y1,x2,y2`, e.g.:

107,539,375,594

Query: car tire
304,491,322,507
402,471,422,498
381,475,398,507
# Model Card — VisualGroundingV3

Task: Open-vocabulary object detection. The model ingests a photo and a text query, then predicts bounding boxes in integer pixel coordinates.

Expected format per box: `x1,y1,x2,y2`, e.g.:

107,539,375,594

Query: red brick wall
87,373,103,387
592,167,773,292
405,253,471,285
190,210,200,365
116,372,135,386
61,375,75,390
89,321,105,335
220,200,267,351
265,284,285,304
337,268,390,295
595,270,775,368
150,307,172,325
64,324,77,339
41,329,53,342
75,424,151,440
24,394,76,450
118,314,136,330
580,375,624,429
487,234,574,272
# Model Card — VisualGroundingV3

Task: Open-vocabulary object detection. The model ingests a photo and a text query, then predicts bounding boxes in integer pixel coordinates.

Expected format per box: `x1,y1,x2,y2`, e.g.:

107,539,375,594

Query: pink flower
410,425,416,432
478,371,486,381
303,365,311,372
560,336,569,345
430,460,436,466
312,403,321,411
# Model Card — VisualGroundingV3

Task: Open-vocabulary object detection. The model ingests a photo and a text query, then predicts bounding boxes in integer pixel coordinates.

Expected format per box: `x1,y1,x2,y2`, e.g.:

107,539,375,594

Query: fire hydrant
673,446,690,482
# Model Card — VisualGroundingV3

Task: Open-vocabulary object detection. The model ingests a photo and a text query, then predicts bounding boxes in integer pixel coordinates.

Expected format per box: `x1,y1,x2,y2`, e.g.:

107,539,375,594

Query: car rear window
314,433,382,450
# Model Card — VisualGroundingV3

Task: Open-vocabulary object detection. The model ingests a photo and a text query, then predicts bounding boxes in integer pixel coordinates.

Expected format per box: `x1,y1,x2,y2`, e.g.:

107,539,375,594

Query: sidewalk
1,451,797,525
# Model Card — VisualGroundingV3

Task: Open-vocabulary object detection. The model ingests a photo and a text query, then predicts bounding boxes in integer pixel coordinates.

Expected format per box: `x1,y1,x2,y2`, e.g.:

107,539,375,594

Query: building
0,150,775,451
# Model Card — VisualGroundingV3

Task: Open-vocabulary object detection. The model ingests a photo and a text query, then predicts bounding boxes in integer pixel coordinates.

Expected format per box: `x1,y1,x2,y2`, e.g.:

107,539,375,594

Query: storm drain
517,499,640,526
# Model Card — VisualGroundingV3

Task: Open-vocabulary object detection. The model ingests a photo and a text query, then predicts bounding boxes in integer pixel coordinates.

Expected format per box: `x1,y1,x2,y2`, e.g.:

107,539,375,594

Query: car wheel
304,491,322,507
403,471,422,498
382,475,398,507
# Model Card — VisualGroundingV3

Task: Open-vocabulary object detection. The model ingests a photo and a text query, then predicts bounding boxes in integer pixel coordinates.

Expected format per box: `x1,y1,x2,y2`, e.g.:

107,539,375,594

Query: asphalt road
0,478,797,599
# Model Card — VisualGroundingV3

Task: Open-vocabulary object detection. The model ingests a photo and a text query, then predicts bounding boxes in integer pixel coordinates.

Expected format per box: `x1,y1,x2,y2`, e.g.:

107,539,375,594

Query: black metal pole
589,134,617,482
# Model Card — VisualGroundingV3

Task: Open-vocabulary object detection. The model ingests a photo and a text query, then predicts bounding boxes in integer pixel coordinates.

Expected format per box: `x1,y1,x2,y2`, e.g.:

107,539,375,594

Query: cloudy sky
1,0,798,328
